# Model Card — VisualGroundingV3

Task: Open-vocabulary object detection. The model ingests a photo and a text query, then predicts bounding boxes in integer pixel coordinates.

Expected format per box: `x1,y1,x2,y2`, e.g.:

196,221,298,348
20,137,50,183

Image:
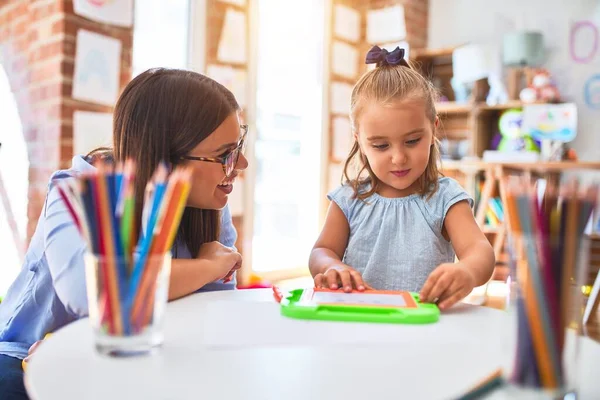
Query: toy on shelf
491,109,540,152
519,69,561,104
521,102,577,161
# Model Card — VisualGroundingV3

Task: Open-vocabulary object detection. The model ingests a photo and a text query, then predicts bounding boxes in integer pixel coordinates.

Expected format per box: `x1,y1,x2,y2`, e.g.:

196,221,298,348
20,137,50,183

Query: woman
0,68,248,399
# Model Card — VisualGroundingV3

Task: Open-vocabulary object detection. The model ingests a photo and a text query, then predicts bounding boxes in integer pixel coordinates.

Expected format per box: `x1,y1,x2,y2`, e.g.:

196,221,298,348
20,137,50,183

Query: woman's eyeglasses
180,125,248,178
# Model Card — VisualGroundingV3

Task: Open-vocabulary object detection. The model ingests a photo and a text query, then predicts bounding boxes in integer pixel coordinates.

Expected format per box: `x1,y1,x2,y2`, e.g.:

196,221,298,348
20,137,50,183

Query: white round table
25,289,600,400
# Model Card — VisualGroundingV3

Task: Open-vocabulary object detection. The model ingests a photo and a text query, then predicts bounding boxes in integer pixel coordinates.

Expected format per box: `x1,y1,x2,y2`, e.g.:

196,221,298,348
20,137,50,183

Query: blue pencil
127,165,168,308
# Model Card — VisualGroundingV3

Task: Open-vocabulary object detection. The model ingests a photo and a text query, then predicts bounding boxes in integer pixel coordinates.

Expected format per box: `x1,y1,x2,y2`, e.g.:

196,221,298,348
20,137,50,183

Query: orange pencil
96,163,124,335
134,170,192,328
130,174,181,322
506,180,557,388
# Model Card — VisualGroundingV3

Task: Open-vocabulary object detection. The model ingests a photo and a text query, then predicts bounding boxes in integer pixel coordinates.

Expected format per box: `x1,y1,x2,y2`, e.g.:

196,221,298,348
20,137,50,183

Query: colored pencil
55,161,192,337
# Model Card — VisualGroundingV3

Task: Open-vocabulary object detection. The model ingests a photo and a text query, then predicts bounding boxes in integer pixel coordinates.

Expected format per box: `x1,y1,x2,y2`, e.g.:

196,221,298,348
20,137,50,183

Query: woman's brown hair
343,57,441,200
97,68,239,257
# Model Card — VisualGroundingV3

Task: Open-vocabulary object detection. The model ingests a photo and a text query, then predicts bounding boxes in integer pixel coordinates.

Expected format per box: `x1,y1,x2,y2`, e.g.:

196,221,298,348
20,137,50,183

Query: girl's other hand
419,262,476,310
313,264,371,292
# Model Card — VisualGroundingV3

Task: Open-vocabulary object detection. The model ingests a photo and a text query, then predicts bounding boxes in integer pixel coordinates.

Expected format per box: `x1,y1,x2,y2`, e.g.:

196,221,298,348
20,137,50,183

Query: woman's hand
198,241,242,283
419,263,476,310
21,334,51,371
313,264,371,292
22,340,42,369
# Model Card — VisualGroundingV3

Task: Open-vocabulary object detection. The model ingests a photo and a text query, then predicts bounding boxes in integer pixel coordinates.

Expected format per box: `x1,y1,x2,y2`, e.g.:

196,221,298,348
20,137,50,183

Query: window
0,65,27,295
132,0,191,75
252,0,325,274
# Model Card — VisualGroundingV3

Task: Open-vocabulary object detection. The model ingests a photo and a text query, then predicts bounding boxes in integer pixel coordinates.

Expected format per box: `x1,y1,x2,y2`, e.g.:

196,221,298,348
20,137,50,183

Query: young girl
0,68,248,399
309,46,495,310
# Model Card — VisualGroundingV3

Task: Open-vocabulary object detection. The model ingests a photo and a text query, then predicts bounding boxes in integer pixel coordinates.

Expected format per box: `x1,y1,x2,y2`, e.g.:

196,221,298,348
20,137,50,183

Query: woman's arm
168,244,240,300
43,180,89,316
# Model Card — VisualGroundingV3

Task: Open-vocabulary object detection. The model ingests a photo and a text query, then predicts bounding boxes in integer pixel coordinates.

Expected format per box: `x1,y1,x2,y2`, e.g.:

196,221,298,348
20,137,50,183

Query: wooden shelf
436,101,472,114
439,159,488,172
436,100,537,114
440,160,600,173
499,161,600,172
478,100,524,111
412,45,464,60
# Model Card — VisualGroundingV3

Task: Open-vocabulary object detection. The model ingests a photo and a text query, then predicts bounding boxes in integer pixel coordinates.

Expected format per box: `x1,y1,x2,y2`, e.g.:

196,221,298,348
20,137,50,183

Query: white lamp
502,31,545,100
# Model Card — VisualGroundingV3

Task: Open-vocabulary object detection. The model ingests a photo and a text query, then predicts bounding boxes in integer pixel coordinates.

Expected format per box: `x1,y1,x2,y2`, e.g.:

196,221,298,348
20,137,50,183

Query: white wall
429,0,600,162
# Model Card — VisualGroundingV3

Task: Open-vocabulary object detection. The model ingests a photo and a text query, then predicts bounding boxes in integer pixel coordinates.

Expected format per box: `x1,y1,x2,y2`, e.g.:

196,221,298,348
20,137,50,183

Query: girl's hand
197,241,242,283
313,264,371,292
419,263,476,310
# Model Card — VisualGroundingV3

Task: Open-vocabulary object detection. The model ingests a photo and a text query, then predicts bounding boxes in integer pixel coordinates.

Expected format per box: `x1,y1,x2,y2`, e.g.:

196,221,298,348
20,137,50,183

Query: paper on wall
73,111,113,155
73,30,121,106
206,64,248,108
332,116,353,161
217,9,247,64
334,4,360,43
73,0,133,27
330,82,352,115
332,41,359,79
366,5,406,44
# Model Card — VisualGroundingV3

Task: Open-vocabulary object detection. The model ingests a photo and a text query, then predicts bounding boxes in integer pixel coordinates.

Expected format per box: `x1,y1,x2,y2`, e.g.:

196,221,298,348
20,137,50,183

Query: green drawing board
278,288,440,324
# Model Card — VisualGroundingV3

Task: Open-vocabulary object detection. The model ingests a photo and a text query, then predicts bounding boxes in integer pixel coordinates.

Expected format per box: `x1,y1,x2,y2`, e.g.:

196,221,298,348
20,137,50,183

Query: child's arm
309,202,369,292
420,200,495,309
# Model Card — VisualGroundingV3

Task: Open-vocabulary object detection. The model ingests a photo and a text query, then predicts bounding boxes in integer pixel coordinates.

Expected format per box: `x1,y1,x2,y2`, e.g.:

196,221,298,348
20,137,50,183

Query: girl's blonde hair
343,57,441,200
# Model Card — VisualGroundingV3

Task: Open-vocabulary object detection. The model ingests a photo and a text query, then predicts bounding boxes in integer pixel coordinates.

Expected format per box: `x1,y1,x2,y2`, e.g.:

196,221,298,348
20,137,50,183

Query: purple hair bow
365,45,405,66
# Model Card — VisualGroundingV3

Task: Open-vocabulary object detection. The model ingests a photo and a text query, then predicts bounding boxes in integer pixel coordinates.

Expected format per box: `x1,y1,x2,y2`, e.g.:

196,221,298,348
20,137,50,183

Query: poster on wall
73,0,133,27
366,5,406,44
206,64,247,108
332,41,359,79
217,9,247,64
73,111,113,155
330,82,352,115
334,4,360,43
73,30,122,106
332,116,353,161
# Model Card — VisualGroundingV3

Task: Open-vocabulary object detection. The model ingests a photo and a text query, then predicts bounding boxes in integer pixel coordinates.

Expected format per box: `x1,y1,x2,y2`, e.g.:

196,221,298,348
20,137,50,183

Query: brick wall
0,0,132,243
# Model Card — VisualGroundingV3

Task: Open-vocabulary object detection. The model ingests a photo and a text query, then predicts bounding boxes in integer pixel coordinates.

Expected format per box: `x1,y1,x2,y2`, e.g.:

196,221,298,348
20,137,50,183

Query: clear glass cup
84,252,172,356
501,233,589,399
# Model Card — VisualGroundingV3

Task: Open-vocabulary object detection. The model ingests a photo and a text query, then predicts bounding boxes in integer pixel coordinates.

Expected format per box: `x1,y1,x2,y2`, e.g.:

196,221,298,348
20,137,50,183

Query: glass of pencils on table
56,161,191,356
502,176,598,397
